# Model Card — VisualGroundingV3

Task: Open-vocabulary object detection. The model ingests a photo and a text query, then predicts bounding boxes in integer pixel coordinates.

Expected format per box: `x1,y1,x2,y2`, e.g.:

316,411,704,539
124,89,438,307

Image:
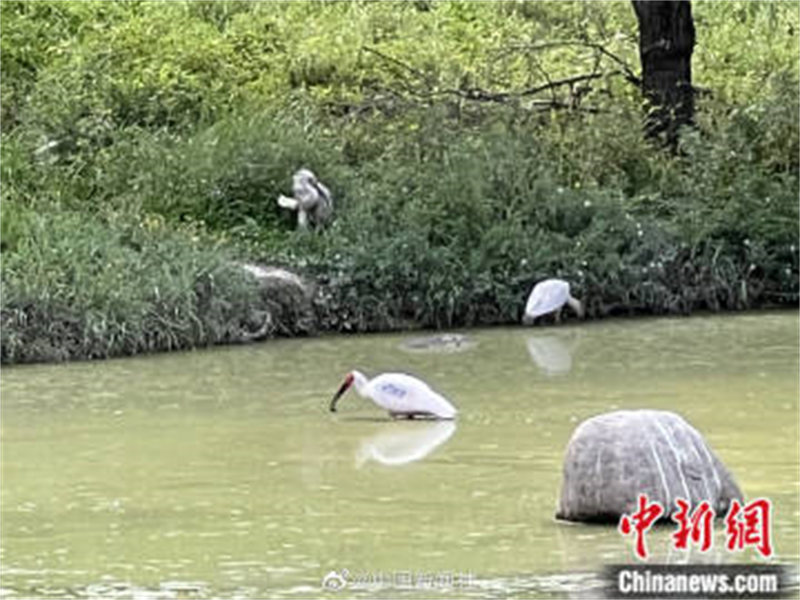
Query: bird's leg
555,309,562,324
297,209,309,229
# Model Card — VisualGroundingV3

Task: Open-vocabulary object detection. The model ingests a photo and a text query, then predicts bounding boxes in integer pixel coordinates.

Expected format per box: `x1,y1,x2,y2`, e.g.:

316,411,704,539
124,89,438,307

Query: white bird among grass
277,168,333,229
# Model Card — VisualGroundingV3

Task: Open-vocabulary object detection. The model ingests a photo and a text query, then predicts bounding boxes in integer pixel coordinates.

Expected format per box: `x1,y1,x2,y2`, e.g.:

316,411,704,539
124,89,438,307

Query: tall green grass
0,207,316,363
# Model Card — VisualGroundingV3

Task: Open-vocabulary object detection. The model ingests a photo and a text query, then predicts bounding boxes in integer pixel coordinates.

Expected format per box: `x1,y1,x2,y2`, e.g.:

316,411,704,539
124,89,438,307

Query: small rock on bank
236,263,314,341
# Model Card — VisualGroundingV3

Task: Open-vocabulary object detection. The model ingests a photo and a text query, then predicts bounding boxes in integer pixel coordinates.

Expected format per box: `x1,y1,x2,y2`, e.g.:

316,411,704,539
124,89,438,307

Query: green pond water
2,313,798,598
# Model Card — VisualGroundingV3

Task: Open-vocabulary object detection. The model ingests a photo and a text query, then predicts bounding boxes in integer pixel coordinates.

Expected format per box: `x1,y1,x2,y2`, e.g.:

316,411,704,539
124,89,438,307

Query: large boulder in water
556,410,743,523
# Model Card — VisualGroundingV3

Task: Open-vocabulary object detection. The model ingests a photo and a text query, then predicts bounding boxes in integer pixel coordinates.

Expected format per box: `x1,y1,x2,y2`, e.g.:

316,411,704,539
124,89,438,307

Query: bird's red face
329,372,355,412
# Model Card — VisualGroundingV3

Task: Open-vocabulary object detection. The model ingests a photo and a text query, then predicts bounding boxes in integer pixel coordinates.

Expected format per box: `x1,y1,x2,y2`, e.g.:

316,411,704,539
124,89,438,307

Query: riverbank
1,206,796,365
2,2,797,364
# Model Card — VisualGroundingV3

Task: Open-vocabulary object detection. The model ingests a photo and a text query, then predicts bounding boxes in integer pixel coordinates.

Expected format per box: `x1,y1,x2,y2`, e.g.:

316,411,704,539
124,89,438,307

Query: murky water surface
2,313,798,598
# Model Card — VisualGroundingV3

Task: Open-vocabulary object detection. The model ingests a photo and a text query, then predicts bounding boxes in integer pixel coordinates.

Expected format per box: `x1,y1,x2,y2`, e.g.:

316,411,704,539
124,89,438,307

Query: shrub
0,208,285,363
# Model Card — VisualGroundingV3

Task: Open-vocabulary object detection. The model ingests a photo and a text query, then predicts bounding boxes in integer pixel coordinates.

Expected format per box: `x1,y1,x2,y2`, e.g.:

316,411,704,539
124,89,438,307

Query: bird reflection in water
355,421,457,467
526,335,580,376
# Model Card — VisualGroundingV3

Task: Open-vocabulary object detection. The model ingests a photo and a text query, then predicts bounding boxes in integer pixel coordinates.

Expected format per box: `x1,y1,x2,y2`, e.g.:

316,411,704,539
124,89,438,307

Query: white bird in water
329,371,457,419
523,278,584,325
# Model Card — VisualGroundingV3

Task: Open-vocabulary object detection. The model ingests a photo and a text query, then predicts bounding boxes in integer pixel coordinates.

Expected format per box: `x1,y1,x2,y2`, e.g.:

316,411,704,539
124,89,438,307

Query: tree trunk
632,1,695,148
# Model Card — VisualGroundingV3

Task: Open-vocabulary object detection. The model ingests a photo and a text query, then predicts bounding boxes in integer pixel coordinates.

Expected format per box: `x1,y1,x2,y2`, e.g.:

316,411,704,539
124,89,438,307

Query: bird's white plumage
277,194,299,209
347,371,457,419
292,169,328,206
524,278,571,320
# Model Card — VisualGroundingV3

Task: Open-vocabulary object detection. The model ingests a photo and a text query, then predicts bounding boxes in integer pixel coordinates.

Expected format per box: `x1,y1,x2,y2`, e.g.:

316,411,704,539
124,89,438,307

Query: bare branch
516,71,610,97
362,46,427,83
361,45,626,111
494,40,642,87
579,42,641,86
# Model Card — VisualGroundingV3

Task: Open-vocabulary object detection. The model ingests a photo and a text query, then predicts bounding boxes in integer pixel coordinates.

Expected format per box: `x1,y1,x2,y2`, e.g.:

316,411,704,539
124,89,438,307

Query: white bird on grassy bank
522,278,584,325
277,168,333,229
329,371,457,419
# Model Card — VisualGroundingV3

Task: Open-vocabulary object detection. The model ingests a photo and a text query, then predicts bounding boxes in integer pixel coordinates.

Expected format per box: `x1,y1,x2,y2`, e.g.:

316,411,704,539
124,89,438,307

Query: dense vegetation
1,1,797,363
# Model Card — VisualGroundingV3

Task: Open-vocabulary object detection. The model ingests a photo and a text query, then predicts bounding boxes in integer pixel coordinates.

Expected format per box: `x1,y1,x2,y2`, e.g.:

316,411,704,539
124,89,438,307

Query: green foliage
291,100,797,332
131,109,346,233
1,1,797,362
0,208,289,363
694,2,799,105
0,1,131,128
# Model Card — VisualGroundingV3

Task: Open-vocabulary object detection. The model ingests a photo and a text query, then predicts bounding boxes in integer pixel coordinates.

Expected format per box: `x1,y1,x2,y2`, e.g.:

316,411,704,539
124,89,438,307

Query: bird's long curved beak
329,381,350,412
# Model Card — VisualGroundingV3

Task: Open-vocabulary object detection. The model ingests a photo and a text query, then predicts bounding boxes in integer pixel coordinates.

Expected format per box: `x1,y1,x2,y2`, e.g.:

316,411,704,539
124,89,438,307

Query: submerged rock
556,410,743,523
400,333,476,353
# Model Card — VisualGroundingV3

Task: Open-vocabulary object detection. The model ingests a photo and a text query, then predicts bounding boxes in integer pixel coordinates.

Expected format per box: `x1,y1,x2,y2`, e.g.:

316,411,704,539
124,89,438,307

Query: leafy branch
492,40,642,87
